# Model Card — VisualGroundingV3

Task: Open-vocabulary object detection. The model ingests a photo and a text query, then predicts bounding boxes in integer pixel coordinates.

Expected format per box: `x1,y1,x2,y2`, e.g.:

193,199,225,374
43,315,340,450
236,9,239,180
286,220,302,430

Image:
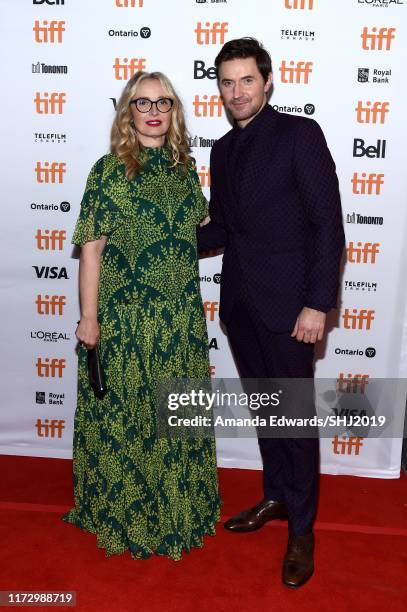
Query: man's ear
264,72,273,93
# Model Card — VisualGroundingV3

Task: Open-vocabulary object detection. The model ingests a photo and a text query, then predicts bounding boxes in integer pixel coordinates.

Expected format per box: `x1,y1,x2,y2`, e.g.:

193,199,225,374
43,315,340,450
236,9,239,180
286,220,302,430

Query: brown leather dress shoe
282,531,315,588
224,499,288,532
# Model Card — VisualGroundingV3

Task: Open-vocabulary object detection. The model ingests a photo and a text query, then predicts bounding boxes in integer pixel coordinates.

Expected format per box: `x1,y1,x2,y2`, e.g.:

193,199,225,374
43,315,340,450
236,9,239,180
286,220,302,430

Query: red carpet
0,455,406,611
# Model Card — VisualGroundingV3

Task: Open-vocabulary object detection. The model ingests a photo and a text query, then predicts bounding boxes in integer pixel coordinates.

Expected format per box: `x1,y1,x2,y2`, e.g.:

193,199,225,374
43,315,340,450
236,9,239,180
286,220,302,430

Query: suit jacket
197,104,345,333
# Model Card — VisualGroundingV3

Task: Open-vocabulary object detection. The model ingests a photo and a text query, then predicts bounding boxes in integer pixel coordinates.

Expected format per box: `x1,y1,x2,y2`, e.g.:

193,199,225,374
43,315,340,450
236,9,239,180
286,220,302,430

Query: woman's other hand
76,317,100,349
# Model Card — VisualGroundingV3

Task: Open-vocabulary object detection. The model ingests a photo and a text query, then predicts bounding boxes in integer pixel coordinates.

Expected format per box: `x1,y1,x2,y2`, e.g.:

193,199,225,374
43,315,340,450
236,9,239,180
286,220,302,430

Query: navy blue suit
197,104,345,535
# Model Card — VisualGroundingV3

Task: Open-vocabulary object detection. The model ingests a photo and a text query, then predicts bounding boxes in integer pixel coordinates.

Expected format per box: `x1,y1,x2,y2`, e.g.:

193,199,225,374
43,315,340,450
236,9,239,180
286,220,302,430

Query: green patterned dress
62,147,221,560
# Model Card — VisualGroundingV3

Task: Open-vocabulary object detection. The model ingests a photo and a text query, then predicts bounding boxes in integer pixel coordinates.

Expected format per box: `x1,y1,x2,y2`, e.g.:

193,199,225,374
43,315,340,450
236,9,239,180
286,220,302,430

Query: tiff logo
36,418,65,438
332,435,364,455
337,373,370,394
198,166,211,188
342,308,375,330
36,294,66,315
347,241,380,264
33,20,65,43
279,61,313,84
351,172,384,195
35,162,66,183
34,92,66,114
355,100,389,123
35,229,66,250
115,0,144,6
195,22,228,45
193,95,223,117
36,357,66,377
204,301,219,321
113,57,146,80
361,27,396,51
285,0,314,8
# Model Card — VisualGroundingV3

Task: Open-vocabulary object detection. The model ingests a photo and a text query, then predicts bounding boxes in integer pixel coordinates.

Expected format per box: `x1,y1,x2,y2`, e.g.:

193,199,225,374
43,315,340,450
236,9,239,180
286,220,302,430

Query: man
197,38,345,588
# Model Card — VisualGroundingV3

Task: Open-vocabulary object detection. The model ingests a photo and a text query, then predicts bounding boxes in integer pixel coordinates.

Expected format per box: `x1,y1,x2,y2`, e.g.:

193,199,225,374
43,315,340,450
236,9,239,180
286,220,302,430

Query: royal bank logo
32,62,68,74
34,132,67,144
344,280,378,292
357,67,392,83
36,391,65,406
280,28,315,40
272,103,315,115
346,212,383,225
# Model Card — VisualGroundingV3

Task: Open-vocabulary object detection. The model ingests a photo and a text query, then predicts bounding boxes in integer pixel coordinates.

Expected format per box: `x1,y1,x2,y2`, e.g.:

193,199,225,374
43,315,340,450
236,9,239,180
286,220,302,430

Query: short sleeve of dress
189,166,209,223
72,156,120,246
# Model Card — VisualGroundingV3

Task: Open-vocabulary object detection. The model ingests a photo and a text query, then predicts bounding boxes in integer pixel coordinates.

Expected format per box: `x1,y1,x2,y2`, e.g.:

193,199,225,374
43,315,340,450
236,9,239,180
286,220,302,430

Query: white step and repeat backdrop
1,0,407,477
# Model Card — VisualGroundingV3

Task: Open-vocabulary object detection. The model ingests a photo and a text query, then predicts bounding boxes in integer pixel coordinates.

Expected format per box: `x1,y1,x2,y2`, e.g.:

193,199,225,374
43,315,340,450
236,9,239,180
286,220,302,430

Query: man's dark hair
214,37,272,82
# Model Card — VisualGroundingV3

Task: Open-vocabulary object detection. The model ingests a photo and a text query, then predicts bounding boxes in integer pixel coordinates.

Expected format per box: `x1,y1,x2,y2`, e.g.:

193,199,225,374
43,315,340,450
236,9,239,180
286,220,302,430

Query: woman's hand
200,215,210,227
76,317,100,349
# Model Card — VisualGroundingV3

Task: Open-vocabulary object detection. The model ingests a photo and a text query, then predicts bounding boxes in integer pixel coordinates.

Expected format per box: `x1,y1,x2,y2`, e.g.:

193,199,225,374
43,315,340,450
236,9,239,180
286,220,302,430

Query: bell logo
35,162,66,184
33,20,65,43
351,172,384,195
342,308,375,330
195,22,229,45
198,166,211,188
337,373,369,394
113,57,146,80
36,357,66,378
35,229,66,251
347,242,380,264
115,0,144,6
285,0,314,8
34,92,66,115
361,27,396,51
279,61,313,84
193,95,223,117
332,435,364,456
36,294,66,315
203,301,219,321
36,418,65,438
355,101,389,124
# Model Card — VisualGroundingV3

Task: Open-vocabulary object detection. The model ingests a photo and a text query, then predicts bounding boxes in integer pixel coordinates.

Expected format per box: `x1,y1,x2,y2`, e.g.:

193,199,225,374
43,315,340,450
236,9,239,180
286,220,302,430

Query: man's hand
291,307,326,343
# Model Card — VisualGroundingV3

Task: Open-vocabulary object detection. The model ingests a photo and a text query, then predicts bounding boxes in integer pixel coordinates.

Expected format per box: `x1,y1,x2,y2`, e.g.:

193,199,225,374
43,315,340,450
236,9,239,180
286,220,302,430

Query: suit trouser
225,297,319,536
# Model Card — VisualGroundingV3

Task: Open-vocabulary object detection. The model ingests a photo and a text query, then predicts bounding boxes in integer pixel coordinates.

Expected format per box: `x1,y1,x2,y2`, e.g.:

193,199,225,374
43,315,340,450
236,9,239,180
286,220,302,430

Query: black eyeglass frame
129,98,174,113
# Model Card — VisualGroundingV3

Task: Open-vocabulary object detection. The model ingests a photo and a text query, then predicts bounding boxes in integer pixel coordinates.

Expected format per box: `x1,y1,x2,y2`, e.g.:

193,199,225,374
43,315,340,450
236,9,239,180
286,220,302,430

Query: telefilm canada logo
280,28,315,41
344,280,378,292
34,133,66,144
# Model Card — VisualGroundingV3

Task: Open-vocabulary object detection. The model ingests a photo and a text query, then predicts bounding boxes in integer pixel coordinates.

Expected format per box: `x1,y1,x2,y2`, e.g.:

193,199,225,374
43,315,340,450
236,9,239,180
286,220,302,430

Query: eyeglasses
130,97,174,113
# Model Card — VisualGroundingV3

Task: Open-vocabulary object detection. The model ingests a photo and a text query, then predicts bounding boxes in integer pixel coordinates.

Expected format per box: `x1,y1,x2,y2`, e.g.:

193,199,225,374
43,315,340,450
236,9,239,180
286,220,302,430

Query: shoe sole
224,517,288,533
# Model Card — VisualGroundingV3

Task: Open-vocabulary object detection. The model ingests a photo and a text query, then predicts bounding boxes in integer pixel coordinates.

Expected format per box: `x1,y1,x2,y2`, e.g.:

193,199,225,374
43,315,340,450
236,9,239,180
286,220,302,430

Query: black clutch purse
87,345,107,400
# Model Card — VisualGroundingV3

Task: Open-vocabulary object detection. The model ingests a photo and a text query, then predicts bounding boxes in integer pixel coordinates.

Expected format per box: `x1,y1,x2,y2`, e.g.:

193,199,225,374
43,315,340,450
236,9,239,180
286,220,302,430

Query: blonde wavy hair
111,71,192,180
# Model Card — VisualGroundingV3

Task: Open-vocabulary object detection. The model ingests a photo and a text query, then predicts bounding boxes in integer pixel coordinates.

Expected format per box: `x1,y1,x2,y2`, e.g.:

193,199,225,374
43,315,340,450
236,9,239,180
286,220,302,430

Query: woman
62,71,221,560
